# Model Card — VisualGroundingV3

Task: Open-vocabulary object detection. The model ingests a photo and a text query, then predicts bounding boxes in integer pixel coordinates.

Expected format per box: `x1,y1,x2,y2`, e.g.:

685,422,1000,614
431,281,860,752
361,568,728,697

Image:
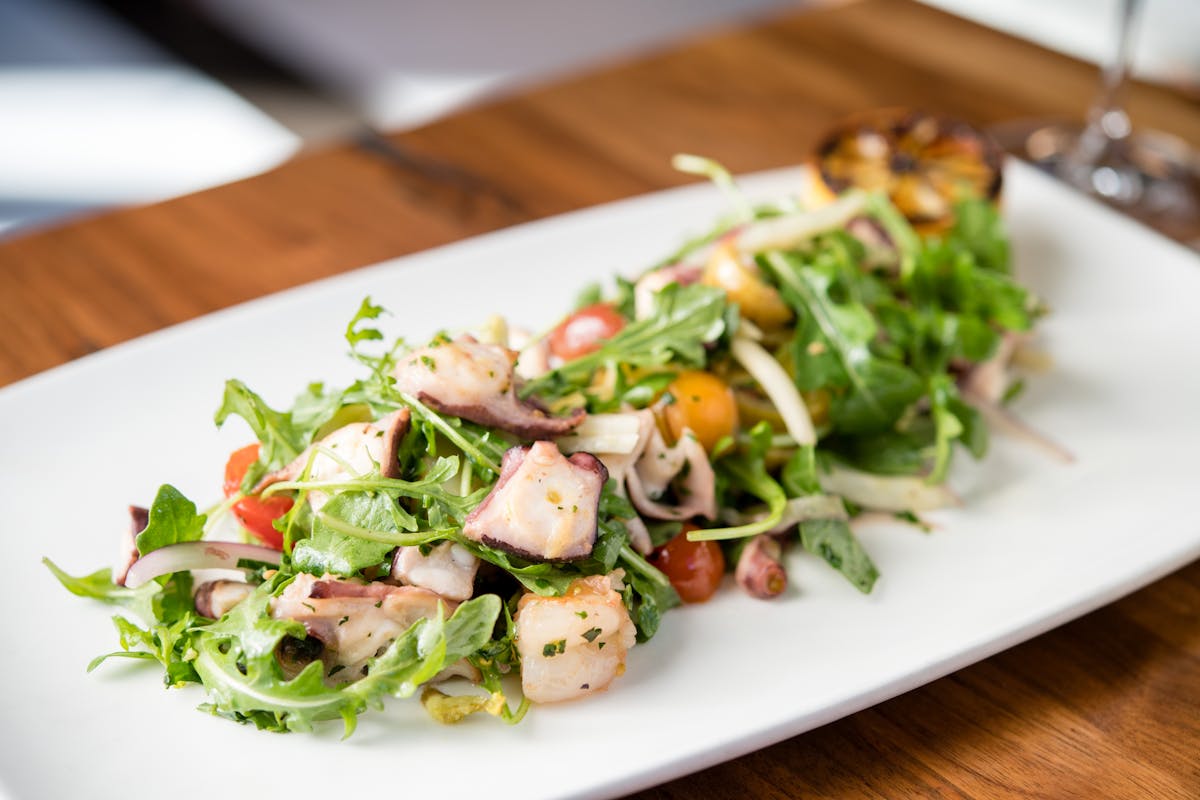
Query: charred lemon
813,108,1003,233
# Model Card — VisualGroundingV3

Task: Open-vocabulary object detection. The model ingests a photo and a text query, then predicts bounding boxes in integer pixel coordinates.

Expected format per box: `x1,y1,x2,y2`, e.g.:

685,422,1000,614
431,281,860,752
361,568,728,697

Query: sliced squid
559,409,717,548
625,410,717,522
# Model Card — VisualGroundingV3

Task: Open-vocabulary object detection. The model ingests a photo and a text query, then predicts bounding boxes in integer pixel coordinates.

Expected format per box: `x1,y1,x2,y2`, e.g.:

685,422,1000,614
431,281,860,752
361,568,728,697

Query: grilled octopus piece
392,336,583,439
613,410,717,523
271,573,453,681
252,409,410,509
735,535,787,599
462,441,607,562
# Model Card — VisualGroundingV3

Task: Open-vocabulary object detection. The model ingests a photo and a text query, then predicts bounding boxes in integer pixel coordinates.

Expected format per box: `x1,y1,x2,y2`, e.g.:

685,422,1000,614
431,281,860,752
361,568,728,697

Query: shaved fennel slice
722,494,849,531
475,314,510,347
771,494,850,532
819,465,960,513
730,336,816,446
736,191,868,254
738,317,765,341
557,413,643,455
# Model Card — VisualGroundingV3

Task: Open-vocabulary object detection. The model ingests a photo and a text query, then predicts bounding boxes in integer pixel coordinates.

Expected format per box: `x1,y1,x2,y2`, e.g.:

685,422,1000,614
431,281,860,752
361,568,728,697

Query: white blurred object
193,0,804,131
920,0,1199,92
0,0,299,237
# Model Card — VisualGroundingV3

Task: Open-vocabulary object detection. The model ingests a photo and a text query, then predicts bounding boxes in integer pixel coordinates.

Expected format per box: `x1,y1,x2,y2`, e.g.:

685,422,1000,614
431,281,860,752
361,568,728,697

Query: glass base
991,119,1200,249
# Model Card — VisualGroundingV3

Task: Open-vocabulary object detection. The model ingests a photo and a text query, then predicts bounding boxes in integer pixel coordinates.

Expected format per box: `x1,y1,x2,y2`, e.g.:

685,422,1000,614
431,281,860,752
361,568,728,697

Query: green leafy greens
43,156,1038,739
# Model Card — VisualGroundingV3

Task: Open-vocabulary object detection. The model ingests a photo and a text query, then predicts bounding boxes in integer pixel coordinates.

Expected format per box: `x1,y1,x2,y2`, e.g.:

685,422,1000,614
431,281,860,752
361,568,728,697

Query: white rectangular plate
1,162,1198,800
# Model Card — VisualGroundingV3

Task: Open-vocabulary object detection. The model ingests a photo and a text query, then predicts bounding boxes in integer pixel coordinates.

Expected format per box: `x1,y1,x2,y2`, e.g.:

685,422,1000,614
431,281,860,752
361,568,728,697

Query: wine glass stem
1068,0,1141,171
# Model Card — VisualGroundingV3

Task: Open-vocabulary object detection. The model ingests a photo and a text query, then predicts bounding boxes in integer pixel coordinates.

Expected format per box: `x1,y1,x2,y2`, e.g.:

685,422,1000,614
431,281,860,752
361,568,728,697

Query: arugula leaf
612,275,638,320
444,594,502,662
617,543,680,641
613,371,676,411
458,538,579,596
863,192,921,277
691,423,788,541
280,457,480,576
135,484,206,557
766,252,922,434
945,198,1009,273
193,581,501,736
598,482,637,520
797,518,878,593
90,613,201,686
928,373,964,483
927,373,988,482
521,283,729,399
947,389,988,459
573,282,603,310
214,379,307,478
780,445,821,497
291,492,404,577
44,556,201,682
822,427,935,477
289,384,370,440
397,392,503,476
342,299,410,410
345,296,386,346
43,559,159,623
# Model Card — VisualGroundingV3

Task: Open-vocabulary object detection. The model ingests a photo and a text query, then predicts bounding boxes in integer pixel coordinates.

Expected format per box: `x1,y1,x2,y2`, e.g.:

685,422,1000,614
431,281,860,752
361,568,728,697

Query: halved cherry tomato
548,303,626,361
223,444,260,497
662,370,739,453
231,496,291,550
223,443,291,549
650,524,725,603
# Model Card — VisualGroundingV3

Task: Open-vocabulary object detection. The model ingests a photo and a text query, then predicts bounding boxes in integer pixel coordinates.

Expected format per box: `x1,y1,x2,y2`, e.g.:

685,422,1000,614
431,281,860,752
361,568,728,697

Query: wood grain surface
1,1,1197,797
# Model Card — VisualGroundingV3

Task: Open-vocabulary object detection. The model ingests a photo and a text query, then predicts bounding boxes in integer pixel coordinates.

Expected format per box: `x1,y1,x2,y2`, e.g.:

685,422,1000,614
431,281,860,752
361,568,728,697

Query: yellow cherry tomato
663,371,739,453
701,241,792,329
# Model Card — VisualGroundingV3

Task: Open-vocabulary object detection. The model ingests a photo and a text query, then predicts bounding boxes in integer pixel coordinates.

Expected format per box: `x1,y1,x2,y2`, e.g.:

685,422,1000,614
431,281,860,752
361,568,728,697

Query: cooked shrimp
515,573,637,703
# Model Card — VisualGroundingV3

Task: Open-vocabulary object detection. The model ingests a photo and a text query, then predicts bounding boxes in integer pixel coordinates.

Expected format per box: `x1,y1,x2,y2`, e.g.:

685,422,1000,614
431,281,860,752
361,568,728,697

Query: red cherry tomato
650,525,726,603
223,444,260,497
548,303,626,361
223,443,291,549
232,496,290,550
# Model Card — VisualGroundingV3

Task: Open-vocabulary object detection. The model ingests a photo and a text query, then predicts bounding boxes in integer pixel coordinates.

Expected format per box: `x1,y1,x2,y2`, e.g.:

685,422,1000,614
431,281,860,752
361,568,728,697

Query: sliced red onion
124,541,282,589
964,391,1075,464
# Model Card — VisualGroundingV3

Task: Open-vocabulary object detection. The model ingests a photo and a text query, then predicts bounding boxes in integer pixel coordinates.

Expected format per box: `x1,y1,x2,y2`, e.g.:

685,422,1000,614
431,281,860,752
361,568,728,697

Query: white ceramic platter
1,162,1197,800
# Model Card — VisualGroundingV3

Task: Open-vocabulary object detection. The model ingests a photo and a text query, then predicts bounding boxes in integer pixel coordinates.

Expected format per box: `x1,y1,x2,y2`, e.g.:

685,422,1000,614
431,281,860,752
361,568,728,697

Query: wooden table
3,0,1197,796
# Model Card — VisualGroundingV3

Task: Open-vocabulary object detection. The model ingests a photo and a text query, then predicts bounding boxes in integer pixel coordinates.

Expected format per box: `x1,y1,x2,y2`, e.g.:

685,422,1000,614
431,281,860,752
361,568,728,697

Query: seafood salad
46,142,1047,735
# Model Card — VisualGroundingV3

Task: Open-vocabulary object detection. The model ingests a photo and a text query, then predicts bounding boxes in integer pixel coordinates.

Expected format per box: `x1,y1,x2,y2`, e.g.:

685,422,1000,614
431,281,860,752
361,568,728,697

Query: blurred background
1,0,1197,239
